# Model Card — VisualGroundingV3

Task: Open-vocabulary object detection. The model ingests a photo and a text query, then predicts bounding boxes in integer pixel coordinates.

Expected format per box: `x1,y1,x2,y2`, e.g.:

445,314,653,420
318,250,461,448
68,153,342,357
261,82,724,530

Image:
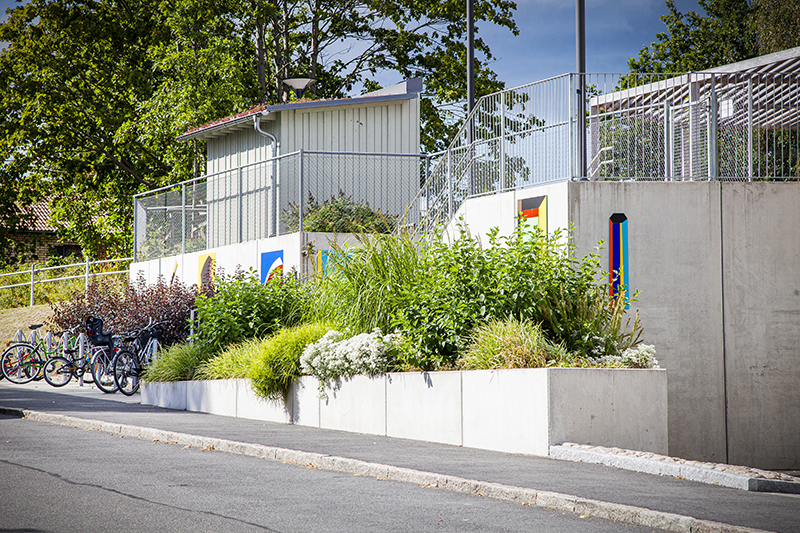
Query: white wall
130,232,360,287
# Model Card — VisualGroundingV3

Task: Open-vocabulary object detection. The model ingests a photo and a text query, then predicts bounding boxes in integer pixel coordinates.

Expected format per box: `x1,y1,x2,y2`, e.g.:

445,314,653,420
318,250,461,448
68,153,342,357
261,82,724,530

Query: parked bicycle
1,325,78,384
42,332,96,388
113,319,166,396
85,316,120,394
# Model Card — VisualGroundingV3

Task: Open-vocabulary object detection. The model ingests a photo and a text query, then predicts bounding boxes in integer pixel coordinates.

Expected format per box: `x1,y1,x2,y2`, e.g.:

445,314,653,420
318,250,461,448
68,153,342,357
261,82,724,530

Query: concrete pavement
1,381,797,533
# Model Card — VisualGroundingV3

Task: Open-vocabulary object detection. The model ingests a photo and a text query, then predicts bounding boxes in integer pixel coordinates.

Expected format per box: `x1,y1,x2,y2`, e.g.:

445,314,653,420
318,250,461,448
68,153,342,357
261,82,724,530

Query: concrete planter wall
142,368,668,456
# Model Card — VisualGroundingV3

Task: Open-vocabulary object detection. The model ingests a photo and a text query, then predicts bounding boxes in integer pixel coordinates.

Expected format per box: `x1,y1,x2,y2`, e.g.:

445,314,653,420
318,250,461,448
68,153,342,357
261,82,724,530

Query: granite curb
549,445,800,494
1,406,776,533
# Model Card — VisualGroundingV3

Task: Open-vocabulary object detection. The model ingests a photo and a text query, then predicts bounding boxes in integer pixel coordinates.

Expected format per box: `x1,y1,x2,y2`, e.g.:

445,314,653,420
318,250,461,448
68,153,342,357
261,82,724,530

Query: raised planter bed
142,368,668,456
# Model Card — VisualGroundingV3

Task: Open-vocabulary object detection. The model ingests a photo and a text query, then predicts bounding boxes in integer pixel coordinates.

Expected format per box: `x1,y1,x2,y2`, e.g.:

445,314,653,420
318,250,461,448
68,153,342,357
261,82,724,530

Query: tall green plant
194,269,308,353
309,233,423,333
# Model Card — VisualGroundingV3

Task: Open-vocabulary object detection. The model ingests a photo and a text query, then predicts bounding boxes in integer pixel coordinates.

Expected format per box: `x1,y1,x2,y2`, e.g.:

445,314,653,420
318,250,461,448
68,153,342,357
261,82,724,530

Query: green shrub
195,268,308,353
249,322,332,401
309,233,422,333
144,342,212,382
49,273,197,347
459,317,570,370
390,223,641,370
282,192,396,234
198,338,263,380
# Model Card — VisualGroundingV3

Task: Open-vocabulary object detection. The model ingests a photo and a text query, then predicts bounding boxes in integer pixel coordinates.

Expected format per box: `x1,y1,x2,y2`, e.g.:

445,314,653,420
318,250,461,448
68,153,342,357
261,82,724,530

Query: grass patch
198,338,262,380
144,342,212,382
250,322,333,401
0,304,53,344
459,317,571,370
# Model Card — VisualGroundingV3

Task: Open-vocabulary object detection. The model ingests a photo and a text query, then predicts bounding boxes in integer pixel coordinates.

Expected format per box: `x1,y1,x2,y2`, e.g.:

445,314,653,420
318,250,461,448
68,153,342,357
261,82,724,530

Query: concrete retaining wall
142,368,668,457
567,181,800,468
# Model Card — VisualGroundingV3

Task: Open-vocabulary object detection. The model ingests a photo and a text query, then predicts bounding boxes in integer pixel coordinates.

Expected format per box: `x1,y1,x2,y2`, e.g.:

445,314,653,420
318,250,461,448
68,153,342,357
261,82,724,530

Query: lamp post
576,0,586,179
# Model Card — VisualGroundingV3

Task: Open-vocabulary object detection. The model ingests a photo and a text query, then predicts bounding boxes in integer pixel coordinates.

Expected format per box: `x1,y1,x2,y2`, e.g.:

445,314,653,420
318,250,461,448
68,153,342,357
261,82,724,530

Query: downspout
254,112,278,237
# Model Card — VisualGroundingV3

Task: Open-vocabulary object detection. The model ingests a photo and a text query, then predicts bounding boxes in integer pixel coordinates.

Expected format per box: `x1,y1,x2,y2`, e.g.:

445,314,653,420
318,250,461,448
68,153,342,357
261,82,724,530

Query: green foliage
282,192,397,234
197,337,263,380
144,341,212,382
627,0,776,75
459,317,570,370
0,0,519,256
194,269,308,354
249,322,332,401
310,233,423,334
49,273,197,346
311,224,643,371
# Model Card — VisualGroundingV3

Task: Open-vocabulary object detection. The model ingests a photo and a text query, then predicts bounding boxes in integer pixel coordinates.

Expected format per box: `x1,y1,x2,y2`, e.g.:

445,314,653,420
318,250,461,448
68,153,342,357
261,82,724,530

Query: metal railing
407,72,800,235
0,257,133,307
134,150,433,262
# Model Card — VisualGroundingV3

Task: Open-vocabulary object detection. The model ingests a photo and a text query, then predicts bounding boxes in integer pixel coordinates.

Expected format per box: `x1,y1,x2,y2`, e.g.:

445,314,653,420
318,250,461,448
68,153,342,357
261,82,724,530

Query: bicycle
1,325,77,384
113,319,166,396
42,331,95,387
86,316,120,394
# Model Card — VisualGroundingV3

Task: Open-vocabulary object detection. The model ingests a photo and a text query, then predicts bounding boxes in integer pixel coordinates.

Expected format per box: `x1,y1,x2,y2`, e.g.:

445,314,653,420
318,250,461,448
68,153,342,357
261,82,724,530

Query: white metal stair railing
588,146,614,179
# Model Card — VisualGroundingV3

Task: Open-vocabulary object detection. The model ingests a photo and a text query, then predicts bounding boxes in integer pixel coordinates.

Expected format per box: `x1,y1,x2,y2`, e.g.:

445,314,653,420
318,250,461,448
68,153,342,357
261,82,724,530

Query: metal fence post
238,166,243,243
181,183,187,255
446,150,453,220
298,149,305,233
29,263,35,307
500,90,506,190
85,256,90,295
708,74,719,180
78,332,86,386
664,101,672,180
747,77,754,180
569,73,575,179
189,309,196,346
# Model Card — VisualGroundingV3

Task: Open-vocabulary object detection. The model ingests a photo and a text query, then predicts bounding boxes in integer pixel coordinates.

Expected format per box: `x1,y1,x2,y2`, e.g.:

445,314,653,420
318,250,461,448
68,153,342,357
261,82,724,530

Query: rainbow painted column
609,213,628,303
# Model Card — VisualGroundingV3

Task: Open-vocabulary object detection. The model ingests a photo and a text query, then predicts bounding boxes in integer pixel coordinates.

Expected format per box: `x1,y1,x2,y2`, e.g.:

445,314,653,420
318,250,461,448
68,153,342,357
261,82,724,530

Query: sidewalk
1,381,797,533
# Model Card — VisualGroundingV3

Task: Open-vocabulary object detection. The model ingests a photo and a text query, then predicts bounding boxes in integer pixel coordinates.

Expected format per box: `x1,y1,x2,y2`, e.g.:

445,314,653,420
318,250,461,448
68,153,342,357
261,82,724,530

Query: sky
0,0,705,91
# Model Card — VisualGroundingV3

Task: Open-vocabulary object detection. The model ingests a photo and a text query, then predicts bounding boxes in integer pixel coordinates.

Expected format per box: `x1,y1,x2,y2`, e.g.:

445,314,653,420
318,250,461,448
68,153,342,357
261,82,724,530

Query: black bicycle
86,316,119,394
113,320,166,396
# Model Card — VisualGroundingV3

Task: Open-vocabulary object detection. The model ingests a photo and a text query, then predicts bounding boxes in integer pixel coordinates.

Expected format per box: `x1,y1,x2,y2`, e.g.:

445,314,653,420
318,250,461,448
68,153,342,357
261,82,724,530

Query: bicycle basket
137,328,160,350
86,316,112,347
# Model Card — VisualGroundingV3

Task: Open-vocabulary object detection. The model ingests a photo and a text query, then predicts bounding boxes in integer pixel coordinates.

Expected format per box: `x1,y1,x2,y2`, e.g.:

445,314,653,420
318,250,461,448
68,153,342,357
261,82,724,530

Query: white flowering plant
588,344,659,369
301,328,400,387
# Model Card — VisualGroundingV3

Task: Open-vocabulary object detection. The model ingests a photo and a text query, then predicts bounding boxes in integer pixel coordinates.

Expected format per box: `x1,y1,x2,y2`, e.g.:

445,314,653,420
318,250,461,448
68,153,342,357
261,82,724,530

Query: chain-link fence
408,71,800,234
134,151,428,262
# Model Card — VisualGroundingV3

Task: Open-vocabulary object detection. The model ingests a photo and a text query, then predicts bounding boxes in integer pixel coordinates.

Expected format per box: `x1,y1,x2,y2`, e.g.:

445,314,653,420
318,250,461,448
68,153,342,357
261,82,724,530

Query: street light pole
576,0,586,179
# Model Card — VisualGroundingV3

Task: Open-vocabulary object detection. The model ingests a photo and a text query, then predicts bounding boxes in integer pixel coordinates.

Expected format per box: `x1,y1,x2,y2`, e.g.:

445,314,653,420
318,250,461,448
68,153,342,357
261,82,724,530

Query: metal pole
576,0,586,179
500,91,506,189
664,101,672,180
85,256,90,294
181,184,187,255
467,0,475,115
446,150,453,220
238,166,243,243
133,198,138,262
29,263,35,307
708,74,719,180
298,149,305,232
569,74,575,179
189,309,196,345
747,77,753,180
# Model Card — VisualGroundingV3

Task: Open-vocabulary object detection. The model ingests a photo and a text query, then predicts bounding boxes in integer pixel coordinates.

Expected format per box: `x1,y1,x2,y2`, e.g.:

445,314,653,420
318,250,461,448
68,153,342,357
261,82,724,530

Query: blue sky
0,0,704,90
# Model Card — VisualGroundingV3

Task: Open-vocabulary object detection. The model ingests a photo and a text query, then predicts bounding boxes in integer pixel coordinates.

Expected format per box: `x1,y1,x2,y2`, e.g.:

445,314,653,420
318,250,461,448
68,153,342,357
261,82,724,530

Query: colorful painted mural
609,213,629,304
198,253,216,290
260,250,284,283
518,196,548,236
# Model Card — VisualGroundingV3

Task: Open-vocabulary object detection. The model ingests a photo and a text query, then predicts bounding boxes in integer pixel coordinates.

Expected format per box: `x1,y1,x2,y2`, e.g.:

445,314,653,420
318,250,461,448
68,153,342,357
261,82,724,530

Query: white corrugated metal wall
205,97,420,246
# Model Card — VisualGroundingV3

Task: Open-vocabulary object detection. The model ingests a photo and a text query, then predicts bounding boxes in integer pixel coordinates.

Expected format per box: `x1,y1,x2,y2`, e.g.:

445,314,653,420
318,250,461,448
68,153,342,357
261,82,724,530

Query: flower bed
142,367,668,456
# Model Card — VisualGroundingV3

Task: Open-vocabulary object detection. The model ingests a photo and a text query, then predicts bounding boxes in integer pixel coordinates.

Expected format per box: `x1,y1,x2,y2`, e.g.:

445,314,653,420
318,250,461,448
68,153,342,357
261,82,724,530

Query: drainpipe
254,112,278,237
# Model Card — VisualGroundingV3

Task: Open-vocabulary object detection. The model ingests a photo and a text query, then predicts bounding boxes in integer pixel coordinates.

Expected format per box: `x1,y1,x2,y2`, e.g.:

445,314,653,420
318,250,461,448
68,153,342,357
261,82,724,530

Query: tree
0,0,518,261
752,0,800,54
628,0,759,73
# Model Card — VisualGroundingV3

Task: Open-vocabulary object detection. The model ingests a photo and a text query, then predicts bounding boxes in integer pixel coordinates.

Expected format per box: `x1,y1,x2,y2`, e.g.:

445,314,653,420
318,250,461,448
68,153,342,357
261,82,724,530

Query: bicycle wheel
1,343,44,384
113,350,140,396
91,349,118,394
43,356,73,387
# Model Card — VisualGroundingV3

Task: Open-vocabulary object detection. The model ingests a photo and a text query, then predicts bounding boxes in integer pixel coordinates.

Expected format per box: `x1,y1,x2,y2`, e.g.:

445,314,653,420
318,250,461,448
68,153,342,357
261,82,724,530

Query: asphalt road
0,413,664,533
